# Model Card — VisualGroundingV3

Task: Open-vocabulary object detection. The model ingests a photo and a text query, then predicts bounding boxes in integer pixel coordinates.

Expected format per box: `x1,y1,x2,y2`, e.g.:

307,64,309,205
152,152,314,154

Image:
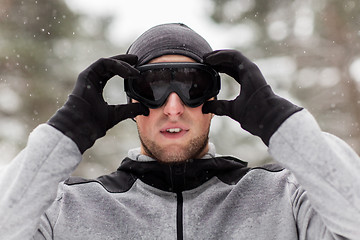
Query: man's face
134,55,213,163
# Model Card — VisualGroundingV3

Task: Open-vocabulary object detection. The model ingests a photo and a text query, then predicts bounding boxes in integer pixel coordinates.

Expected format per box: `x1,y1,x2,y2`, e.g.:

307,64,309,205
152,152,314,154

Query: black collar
98,156,249,193
66,156,249,193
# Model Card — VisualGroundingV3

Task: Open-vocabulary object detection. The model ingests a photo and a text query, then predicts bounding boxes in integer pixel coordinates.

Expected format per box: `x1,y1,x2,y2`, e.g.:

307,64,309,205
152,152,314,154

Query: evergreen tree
209,0,360,154
0,0,137,177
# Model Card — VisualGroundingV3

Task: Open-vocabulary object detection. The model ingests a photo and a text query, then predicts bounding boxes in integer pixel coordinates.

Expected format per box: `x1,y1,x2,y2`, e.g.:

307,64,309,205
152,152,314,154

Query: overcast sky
64,0,253,50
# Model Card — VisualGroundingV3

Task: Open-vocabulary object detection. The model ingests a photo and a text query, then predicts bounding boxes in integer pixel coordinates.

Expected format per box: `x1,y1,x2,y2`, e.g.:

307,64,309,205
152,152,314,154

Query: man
0,23,359,239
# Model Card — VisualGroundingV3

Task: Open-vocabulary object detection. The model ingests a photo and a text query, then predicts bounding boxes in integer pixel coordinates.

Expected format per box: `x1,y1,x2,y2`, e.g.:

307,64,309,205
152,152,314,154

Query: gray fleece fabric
0,109,359,239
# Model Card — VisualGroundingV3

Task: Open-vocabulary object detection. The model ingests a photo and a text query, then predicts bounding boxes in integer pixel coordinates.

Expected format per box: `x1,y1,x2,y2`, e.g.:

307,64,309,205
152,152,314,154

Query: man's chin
146,142,209,164
139,131,210,163
149,145,191,163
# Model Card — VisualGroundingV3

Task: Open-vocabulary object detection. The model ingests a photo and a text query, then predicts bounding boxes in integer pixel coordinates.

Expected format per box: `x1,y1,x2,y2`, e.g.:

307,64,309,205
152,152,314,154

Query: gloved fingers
202,100,233,116
203,50,246,85
107,102,149,129
204,50,244,66
77,57,140,94
204,49,268,90
110,54,138,66
93,57,139,80
107,58,140,79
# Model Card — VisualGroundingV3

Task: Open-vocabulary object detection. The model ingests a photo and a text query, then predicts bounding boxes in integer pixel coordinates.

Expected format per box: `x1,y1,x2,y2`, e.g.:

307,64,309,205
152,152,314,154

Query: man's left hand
202,50,302,145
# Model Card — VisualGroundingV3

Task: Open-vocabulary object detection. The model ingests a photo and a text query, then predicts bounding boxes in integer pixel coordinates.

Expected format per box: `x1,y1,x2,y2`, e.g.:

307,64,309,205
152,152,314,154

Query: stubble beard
137,127,210,163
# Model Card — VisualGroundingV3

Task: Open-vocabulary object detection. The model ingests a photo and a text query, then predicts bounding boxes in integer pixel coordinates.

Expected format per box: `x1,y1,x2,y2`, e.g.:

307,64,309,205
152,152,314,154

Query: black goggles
124,63,220,109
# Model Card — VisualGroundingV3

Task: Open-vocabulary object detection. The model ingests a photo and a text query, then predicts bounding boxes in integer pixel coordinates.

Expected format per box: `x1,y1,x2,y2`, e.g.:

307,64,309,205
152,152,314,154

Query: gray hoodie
0,109,359,239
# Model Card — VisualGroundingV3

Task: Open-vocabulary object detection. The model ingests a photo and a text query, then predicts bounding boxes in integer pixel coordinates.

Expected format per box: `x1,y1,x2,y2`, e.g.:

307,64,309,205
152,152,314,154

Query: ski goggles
124,63,220,109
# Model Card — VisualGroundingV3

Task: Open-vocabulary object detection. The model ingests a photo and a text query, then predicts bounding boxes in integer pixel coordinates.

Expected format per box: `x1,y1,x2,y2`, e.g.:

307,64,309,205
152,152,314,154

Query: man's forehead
149,55,197,64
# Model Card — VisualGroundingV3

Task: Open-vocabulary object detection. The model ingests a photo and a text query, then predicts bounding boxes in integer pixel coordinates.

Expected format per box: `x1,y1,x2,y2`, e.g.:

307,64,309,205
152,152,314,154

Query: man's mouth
166,128,182,133
160,127,188,138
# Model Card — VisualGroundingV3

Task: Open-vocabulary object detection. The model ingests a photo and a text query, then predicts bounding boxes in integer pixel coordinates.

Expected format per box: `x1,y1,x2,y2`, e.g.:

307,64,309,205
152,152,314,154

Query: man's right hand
47,54,149,153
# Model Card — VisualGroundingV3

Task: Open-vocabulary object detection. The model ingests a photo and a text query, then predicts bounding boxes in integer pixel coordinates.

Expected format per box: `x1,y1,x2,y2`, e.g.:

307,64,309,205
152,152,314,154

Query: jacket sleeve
269,109,360,239
0,124,82,240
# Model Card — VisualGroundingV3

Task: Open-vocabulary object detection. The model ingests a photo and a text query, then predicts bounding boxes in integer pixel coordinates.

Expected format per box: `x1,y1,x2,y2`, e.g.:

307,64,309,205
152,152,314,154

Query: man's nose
163,92,185,117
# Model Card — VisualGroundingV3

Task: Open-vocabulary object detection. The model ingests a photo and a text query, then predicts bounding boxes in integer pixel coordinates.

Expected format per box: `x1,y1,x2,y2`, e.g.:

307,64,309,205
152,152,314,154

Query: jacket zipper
176,192,184,240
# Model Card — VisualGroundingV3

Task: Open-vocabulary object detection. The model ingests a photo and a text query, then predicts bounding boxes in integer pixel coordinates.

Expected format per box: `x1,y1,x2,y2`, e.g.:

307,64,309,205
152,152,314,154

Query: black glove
202,50,302,146
48,54,149,153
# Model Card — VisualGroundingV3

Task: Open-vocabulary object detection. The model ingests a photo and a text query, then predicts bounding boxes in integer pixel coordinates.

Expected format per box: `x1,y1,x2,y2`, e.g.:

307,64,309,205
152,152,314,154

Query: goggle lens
125,63,220,108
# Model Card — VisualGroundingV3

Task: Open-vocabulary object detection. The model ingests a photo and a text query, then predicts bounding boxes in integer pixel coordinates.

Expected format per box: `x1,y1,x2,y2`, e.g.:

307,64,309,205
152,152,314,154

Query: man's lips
160,126,189,138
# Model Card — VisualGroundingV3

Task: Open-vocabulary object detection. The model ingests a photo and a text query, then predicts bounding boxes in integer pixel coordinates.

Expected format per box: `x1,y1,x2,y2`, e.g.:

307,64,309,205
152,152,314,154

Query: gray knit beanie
127,23,213,65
